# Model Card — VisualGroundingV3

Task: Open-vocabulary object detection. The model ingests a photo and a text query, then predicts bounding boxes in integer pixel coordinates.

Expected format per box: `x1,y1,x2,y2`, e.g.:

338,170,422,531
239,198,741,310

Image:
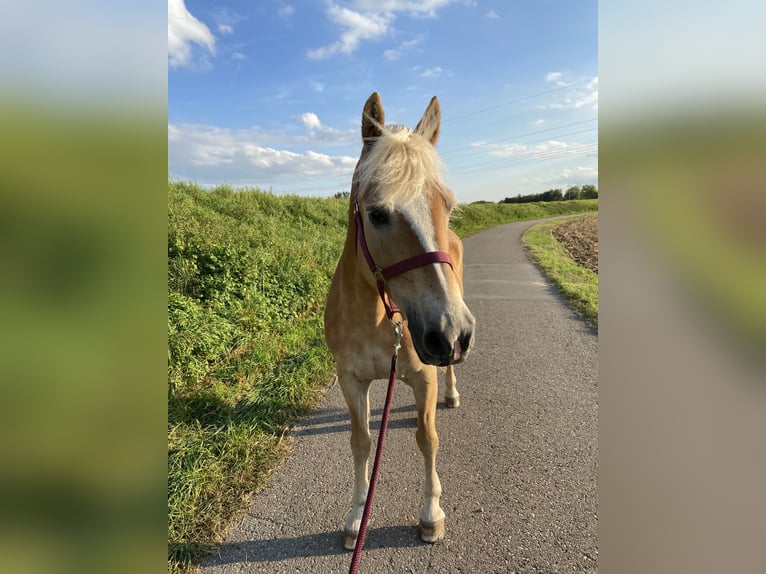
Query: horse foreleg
411,367,446,542
338,374,372,550
444,365,460,408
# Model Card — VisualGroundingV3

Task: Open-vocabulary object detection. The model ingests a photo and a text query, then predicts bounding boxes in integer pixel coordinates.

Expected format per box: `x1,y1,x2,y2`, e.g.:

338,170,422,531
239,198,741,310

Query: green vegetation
167,181,597,573
450,199,598,238
167,181,347,572
522,214,599,328
501,184,598,204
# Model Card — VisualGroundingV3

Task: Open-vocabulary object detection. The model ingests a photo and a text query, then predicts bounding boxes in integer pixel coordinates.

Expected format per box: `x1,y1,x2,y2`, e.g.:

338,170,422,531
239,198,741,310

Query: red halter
354,200,454,320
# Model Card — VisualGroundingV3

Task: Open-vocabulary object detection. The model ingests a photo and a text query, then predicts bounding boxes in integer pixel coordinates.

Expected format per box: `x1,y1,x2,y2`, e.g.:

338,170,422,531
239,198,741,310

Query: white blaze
399,194,451,298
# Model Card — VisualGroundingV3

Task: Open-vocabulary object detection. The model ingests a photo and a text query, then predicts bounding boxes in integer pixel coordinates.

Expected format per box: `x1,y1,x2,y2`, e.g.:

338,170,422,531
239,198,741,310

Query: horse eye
367,207,390,226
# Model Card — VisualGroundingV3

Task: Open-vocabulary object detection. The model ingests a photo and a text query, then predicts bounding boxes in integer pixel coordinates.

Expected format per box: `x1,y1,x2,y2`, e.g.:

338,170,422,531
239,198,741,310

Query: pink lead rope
348,322,401,574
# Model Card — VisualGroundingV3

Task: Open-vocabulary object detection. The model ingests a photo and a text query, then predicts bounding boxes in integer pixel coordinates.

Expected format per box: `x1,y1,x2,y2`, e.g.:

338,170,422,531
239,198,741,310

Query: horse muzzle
408,309,475,367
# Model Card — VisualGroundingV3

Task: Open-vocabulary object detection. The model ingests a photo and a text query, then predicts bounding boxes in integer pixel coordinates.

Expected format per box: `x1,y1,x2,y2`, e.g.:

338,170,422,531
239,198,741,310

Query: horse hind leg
338,374,372,550
444,365,460,408
411,367,446,543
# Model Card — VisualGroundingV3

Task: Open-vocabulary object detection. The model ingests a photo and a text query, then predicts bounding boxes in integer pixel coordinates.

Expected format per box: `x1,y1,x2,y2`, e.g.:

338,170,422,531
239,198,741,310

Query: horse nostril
459,331,472,354
423,330,451,359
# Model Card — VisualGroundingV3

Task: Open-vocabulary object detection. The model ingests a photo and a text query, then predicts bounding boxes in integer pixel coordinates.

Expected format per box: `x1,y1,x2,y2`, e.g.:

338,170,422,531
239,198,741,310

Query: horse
324,92,476,549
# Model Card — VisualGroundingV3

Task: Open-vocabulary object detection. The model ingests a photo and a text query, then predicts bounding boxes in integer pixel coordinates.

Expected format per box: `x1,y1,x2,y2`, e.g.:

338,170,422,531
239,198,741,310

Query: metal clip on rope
392,321,403,357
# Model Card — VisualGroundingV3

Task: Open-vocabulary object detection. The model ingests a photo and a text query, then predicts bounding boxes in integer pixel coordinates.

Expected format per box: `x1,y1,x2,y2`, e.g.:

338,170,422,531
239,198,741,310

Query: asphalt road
202,218,598,573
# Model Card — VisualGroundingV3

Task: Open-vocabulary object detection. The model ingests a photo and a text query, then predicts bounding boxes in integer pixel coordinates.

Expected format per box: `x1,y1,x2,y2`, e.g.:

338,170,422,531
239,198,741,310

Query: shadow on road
206,524,427,566
295,404,418,437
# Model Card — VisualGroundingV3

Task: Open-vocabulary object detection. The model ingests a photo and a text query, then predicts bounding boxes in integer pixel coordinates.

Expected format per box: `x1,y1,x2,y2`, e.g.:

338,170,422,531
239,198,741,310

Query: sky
168,0,598,203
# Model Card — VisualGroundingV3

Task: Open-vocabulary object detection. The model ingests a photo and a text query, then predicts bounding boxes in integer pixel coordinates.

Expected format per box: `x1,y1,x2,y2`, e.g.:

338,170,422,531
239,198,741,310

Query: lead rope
348,320,402,574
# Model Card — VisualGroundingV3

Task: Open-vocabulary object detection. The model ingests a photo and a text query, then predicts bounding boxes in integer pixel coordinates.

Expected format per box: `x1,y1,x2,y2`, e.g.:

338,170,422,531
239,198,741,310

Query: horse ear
415,96,441,145
362,92,385,143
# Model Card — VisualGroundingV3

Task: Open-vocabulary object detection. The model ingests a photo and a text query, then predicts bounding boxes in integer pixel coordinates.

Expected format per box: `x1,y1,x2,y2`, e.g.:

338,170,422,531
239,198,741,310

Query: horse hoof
445,395,460,408
342,528,358,551
419,518,445,543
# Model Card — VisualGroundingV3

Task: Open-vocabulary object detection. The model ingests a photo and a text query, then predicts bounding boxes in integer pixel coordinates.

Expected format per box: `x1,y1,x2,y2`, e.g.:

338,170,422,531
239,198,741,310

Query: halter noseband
354,200,454,321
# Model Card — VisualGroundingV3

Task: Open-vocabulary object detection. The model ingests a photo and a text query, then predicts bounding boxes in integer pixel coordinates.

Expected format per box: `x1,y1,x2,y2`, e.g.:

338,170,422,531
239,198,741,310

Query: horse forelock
355,124,455,212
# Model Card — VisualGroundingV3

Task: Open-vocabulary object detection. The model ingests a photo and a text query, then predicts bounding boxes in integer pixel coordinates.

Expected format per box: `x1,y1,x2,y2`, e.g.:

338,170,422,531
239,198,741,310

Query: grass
167,181,347,573
450,199,598,238
522,214,599,328
167,181,597,573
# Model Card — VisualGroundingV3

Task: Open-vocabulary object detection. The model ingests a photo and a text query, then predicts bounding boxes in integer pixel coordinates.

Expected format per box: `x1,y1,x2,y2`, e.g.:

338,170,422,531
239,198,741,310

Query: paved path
202,218,598,573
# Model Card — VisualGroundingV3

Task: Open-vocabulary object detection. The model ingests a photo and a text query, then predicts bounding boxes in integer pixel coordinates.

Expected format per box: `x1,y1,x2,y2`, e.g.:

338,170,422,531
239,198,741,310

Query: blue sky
168,0,597,203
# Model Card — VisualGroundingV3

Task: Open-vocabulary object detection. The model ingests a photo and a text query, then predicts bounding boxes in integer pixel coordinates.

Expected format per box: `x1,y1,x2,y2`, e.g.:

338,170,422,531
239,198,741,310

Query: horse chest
344,337,399,381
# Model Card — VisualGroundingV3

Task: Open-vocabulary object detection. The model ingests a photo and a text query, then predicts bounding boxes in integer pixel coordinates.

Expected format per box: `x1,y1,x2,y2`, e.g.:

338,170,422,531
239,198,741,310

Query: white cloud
530,118,545,127
231,52,247,61
309,1,463,59
544,71,562,83
551,166,599,181
574,89,598,109
168,0,216,69
544,76,599,110
544,70,569,87
168,122,358,184
486,9,499,19
307,4,392,59
486,142,527,157
299,112,322,131
420,65,443,78
218,24,234,35
532,140,569,153
296,113,357,144
383,36,422,61
353,1,456,17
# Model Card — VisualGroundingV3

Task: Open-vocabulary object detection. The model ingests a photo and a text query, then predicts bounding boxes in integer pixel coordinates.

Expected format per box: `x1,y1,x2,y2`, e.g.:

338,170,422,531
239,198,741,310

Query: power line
450,142,598,176
443,79,590,123
444,127,598,164
439,118,597,157
451,144,598,176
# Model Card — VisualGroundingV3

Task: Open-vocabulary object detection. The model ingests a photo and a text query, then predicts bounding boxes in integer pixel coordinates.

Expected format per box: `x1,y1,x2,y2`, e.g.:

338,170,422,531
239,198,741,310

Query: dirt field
552,214,599,274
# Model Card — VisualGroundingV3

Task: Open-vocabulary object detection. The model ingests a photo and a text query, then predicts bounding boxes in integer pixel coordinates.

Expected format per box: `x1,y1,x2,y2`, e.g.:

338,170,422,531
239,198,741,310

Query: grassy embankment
522,214,599,328
449,199,597,238
167,180,597,573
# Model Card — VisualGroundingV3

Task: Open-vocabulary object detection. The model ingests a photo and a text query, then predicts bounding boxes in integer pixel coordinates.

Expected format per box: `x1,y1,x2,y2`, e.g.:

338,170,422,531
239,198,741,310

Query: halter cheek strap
354,201,454,321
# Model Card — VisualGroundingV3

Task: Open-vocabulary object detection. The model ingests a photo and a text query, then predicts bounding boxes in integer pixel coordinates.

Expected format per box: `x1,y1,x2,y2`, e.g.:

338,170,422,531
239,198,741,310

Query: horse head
351,92,475,367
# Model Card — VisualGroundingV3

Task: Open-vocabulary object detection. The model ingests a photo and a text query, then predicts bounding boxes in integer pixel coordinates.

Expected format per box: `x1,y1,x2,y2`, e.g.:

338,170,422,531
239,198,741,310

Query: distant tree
581,184,598,199
501,189,564,203
564,185,582,200
541,188,564,202
333,190,351,199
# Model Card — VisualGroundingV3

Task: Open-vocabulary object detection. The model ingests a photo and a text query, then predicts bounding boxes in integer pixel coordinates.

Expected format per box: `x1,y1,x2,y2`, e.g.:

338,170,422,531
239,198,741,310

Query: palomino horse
324,92,476,549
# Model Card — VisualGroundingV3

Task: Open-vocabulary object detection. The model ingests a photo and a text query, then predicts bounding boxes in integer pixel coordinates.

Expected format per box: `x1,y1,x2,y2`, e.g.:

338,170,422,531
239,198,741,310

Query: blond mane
356,124,456,210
